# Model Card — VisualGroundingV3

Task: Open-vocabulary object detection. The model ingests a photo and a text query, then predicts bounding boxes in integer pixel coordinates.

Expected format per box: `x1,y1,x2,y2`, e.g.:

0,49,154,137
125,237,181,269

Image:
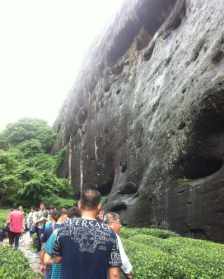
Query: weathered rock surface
54,0,224,242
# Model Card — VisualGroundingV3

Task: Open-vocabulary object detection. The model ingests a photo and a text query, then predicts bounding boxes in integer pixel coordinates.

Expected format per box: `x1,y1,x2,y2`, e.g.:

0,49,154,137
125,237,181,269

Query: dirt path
19,232,41,273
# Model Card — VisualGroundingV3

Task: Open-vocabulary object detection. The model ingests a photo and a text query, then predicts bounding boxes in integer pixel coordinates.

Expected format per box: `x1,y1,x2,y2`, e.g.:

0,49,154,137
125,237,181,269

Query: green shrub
0,118,74,208
121,227,224,278
17,139,43,157
120,227,178,239
0,246,40,279
122,239,189,279
42,195,76,208
0,209,9,228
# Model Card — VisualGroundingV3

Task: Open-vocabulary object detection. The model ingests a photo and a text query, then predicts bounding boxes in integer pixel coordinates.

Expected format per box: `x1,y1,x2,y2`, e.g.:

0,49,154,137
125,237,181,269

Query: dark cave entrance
178,89,224,179
98,179,114,196
181,156,222,180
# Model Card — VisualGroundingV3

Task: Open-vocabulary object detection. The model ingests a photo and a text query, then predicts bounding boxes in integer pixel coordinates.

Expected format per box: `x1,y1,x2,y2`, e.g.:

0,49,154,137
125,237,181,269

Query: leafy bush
0,209,9,228
121,227,224,278
0,246,39,278
0,119,73,207
120,227,178,239
42,195,76,208
28,154,56,172
17,139,43,157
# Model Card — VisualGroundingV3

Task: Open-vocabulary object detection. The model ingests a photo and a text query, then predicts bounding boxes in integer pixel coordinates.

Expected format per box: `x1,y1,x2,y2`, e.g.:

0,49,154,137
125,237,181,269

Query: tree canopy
0,118,73,208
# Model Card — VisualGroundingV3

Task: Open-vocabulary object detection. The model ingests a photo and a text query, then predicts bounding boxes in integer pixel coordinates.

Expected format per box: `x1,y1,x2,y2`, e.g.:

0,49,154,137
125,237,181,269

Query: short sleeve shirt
9,210,24,233
52,218,121,279
44,229,62,279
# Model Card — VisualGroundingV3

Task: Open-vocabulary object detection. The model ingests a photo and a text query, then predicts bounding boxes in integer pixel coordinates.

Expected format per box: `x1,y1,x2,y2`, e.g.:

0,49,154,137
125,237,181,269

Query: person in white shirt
104,212,133,279
26,208,35,235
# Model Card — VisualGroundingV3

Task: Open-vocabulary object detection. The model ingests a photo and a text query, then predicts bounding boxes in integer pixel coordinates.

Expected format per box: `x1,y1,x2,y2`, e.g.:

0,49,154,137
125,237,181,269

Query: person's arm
52,256,62,263
43,252,62,265
116,235,133,275
39,250,47,273
43,252,54,265
22,213,25,232
39,250,45,264
108,267,120,279
43,230,62,265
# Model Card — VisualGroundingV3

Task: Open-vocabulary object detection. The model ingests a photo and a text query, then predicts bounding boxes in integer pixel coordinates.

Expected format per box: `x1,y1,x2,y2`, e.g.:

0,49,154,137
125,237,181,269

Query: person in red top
7,206,25,249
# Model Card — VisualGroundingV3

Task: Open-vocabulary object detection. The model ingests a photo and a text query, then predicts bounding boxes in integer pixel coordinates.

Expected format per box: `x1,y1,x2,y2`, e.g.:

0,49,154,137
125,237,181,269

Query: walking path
19,232,41,274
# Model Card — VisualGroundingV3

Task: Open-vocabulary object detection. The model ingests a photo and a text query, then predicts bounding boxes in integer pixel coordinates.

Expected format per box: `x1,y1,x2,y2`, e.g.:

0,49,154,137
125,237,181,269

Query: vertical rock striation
54,0,224,242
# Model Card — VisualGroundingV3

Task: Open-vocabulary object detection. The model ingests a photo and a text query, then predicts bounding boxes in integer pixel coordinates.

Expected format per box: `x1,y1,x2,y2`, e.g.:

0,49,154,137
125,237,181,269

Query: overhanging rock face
54,0,224,242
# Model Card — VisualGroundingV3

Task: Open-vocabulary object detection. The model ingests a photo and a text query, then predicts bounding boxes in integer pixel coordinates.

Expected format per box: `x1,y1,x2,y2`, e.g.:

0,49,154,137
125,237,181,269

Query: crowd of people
3,189,133,279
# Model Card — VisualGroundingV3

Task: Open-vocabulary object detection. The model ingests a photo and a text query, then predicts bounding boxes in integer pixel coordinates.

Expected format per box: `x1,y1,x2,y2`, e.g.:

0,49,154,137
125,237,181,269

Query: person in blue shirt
50,189,122,279
40,209,61,279
43,207,81,279
42,209,61,243
44,228,62,279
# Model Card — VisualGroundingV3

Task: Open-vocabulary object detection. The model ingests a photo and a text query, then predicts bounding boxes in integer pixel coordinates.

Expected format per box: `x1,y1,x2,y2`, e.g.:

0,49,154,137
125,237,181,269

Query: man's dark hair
80,189,101,209
67,206,81,218
50,209,60,222
61,208,68,215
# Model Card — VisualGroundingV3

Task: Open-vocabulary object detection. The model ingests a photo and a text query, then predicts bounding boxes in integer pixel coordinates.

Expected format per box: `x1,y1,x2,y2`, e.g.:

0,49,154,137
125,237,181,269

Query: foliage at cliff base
121,228,224,279
0,118,74,208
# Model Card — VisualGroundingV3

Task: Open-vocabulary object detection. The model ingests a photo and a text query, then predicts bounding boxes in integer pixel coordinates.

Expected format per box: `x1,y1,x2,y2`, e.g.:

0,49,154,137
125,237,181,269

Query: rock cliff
54,0,224,242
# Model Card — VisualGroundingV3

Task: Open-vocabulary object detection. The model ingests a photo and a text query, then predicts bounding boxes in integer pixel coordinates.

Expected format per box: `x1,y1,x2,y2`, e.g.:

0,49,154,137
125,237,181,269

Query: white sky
0,0,125,130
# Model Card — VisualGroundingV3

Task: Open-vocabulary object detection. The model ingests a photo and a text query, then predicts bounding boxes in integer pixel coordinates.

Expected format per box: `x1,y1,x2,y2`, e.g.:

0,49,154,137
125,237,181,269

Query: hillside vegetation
0,118,73,208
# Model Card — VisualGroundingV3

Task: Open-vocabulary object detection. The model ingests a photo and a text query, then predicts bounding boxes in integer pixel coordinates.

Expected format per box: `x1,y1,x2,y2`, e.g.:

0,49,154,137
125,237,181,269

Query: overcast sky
0,0,124,130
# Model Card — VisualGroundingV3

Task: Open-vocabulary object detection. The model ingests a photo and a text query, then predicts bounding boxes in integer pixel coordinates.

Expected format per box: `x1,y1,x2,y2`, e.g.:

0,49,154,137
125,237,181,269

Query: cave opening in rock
98,180,114,196
181,156,222,180
110,202,127,212
179,90,224,179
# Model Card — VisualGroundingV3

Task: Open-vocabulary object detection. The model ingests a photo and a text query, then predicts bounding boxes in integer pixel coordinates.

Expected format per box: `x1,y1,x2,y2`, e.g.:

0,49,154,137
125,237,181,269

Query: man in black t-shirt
52,189,121,279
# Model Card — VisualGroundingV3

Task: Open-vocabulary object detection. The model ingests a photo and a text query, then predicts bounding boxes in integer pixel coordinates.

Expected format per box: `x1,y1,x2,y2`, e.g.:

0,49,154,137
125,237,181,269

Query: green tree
0,118,73,207
17,139,43,157
1,118,56,152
